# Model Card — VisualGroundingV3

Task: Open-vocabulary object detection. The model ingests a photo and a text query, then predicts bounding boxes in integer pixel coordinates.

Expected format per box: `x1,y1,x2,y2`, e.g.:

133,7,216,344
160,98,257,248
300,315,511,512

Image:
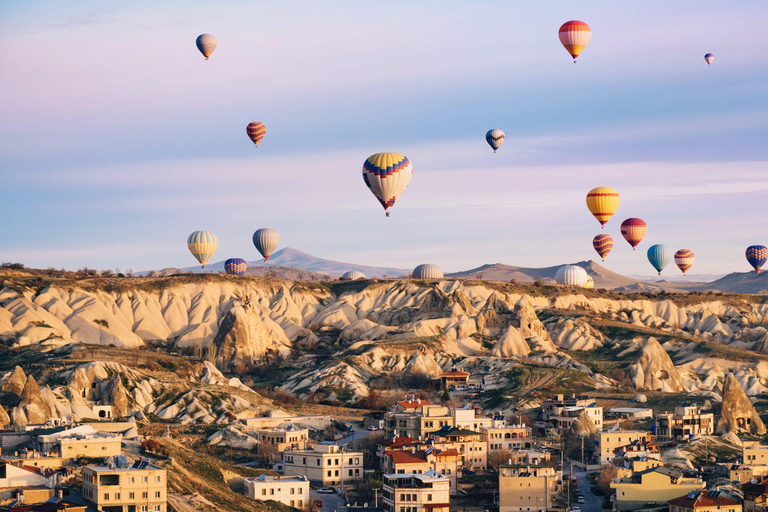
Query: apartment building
610,466,704,510
498,464,560,512
744,441,768,465
384,402,451,440
382,472,450,512
244,474,309,509
384,448,460,494
439,370,470,390
484,424,533,452
37,425,122,460
742,476,768,512
255,427,309,453
82,460,167,512
426,427,486,471
452,407,492,432
594,430,652,464
668,489,741,512
281,443,363,487
655,404,714,443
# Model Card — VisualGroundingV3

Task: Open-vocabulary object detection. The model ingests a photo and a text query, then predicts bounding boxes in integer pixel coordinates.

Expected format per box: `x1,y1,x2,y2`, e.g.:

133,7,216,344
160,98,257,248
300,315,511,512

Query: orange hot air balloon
674,249,695,275
586,187,620,228
559,21,591,63
620,218,647,250
593,234,614,261
246,122,267,147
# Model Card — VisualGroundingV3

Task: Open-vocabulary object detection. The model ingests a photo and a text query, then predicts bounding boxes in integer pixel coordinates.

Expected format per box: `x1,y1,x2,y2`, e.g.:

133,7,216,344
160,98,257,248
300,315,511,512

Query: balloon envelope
559,21,591,62
555,265,589,287
705,53,714,65
583,276,595,289
246,122,267,147
592,234,614,261
485,129,505,152
647,244,672,275
187,230,218,267
363,153,413,217
620,218,647,249
674,249,695,275
586,187,620,227
253,228,280,261
746,245,768,273
412,264,443,280
342,270,365,280
196,34,217,60
225,258,248,275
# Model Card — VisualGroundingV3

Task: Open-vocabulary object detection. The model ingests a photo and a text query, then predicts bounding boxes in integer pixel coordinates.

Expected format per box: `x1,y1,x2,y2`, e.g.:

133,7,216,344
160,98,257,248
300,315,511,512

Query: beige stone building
244,474,309,509
37,424,121,460
255,427,309,455
744,441,768,465
610,466,704,510
384,448,460,494
498,464,560,512
426,427,486,471
655,403,714,443
281,443,363,487
382,472,451,512
484,424,533,452
595,430,653,464
82,460,167,512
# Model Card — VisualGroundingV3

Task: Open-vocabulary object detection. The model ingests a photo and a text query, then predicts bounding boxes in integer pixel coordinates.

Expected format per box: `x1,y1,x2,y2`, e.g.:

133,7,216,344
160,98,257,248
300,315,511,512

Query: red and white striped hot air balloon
559,21,591,63
674,249,695,275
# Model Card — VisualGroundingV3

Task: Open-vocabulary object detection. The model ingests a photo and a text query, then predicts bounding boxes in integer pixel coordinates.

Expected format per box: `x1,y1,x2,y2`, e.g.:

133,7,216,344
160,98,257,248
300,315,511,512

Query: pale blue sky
2,1,768,276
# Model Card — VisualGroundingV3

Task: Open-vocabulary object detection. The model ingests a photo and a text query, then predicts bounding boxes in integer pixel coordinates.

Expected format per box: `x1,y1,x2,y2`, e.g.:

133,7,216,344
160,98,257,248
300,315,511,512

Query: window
328,471,332,477
335,470,339,476
291,501,295,507
317,460,321,466
303,458,306,465
156,476,161,482
143,476,148,483
116,493,120,500
155,507,161,512
299,488,303,494
428,494,432,501
143,492,148,499
349,469,353,477
130,477,135,483
299,501,302,507
130,492,135,499
271,489,275,495
104,494,110,500
262,489,267,496
156,491,161,498
140,507,147,512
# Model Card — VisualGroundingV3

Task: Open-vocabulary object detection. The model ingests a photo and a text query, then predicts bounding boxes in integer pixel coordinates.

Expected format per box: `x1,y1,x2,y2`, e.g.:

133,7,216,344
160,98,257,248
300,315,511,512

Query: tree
596,465,618,495
487,449,515,472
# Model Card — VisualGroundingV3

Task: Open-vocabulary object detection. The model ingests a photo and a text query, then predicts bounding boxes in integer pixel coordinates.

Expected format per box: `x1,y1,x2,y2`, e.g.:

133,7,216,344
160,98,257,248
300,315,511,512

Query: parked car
367,426,378,431
317,488,334,494
576,496,586,504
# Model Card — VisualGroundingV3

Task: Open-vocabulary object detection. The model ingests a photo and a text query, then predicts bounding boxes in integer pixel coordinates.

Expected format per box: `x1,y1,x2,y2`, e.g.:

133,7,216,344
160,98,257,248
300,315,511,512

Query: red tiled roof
379,436,420,447
742,478,768,495
389,451,428,464
668,494,739,508
397,400,431,409
441,371,470,377
436,449,459,457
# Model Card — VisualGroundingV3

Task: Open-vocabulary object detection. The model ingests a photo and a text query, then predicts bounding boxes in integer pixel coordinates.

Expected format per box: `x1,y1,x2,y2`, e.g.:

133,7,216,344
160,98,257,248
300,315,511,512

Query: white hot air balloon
196,34,218,60
412,264,443,280
555,265,588,287
342,270,366,280
485,129,505,153
252,228,280,261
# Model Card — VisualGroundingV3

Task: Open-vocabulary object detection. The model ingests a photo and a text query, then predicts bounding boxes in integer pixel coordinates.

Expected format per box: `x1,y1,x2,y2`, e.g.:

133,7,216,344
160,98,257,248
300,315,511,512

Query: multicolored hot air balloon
620,218,647,250
196,34,217,60
592,234,614,261
187,230,218,268
674,250,695,275
705,53,714,66
746,245,768,274
224,258,247,275
486,129,505,153
362,153,413,217
253,228,279,261
555,265,589,286
647,244,672,275
246,122,266,147
586,187,620,228
559,21,591,63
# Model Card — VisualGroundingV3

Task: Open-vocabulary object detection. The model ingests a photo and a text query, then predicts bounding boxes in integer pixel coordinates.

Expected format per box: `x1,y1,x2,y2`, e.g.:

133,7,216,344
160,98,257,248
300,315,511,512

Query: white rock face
626,337,686,392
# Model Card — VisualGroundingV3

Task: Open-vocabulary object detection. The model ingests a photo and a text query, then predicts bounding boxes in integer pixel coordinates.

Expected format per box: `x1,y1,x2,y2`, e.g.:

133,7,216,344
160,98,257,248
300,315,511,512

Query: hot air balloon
705,53,714,66
586,187,620,228
342,270,365,280
362,153,413,217
746,245,768,274
555,265,588,286
674,249,695,275
647,244,672,275
584,276,595,289
196,34,217,60
592,234,614,261
246,122,266,147
620,218,647,250
253,228,279,261
559,21,591,63
486,129,505,153
412,264,443,279
187,230,218,268
225,258,247,275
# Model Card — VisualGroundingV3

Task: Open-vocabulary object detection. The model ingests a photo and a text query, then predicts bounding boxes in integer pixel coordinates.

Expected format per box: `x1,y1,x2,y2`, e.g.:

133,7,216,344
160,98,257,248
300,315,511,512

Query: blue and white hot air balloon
647,244,672,275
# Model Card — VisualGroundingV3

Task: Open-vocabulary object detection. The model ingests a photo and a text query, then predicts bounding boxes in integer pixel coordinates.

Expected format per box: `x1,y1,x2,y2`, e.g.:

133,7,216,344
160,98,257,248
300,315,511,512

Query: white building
281,443,363,487
244,474,309,509
0,462,56,489
382,472,451,512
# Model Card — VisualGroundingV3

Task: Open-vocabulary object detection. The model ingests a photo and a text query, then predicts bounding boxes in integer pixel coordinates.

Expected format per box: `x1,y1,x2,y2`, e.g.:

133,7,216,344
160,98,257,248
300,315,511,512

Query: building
498,464,560,512
254,427,309,455
281,443,363,487
383,401,492,441
610,466,704,510
613,440,659,461
452,407,492,432
382,472,450,512
240,411,330,430
0,463,56,489
37,425,121,460
655,403,714,443
439,370,470,390
594,430,653,464
668,489,742,512
505,450,551,467
541,395,603,432
384,448,460,493
606,407,654,420
82,460,167,512
244,474,309,509
744,442,768,466
485,423,533,452
743,476,768,512
426,427,486,471
0,493,88,512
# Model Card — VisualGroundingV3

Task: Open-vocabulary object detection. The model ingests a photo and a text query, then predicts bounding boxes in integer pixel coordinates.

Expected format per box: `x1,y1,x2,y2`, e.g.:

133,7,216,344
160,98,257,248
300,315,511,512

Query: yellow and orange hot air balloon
674,249,695,275
593,234,614,261
246,122,267,147
586,187,620,228
559,21,591,63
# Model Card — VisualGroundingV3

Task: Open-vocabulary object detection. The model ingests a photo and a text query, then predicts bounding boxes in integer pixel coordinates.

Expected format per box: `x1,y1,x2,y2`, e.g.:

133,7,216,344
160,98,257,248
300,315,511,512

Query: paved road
311,489,345,512
570,467,602,512
337,426,374,447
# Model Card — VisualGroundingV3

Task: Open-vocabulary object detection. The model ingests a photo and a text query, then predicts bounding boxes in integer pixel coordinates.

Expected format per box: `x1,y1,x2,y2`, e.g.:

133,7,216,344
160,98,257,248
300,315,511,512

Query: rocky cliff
717,372,767,435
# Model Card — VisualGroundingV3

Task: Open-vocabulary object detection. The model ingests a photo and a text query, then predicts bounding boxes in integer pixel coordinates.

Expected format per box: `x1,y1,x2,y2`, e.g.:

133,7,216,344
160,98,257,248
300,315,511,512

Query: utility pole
374,488,379,508
581,435,585,465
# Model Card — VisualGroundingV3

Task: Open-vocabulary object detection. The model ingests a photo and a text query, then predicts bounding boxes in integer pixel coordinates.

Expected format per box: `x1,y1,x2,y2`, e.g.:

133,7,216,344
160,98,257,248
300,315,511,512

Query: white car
367,426,378,431
317,488,334,494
